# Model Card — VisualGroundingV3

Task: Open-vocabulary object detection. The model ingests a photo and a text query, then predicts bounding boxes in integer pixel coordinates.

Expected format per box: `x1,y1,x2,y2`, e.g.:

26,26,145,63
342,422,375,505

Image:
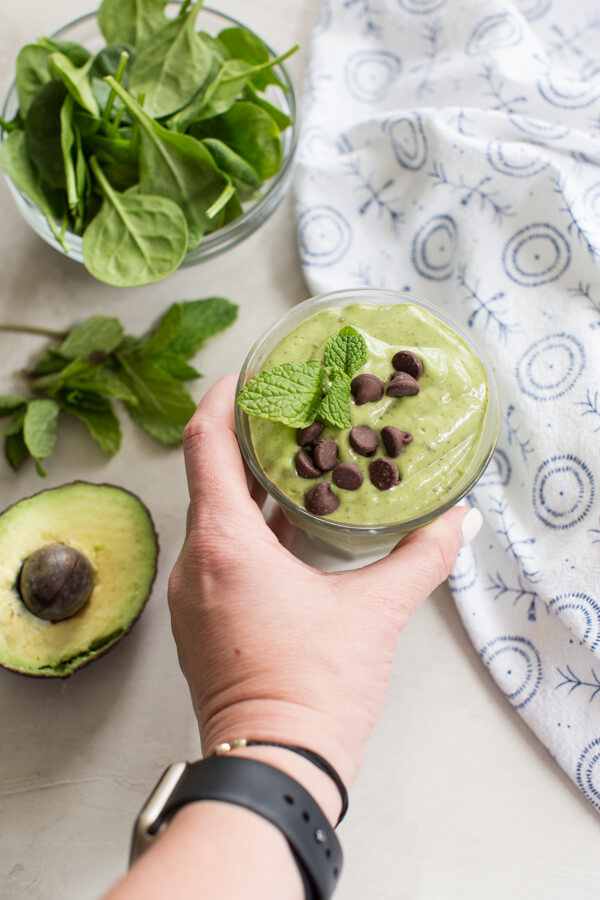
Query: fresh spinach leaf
0,113,21,133
15,45,53,117
83,156,188,286
37,38,91,67
97,0,168,50
217,27,285,91
189,46,297,122
90,44,135,81
191,101,280,179
49,53,100,118
60,95,79,213
201,138,261,200
244,82,291,132
129,1,213,118
24,80,67,189
106,78,232,249
0,130,67,249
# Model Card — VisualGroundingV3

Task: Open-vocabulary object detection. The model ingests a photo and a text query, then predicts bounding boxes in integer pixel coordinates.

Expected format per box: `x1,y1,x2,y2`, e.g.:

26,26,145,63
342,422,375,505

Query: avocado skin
0,481,159,679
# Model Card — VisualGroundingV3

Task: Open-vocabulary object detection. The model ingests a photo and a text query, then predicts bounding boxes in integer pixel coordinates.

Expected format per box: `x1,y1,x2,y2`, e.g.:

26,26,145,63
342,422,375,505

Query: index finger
182,374,259,522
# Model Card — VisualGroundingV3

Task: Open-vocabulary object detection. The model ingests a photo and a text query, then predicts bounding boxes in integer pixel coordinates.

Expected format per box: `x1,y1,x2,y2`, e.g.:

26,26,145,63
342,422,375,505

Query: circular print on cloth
466,13,524,56
549,593,600,652
448,544,478,592
514,0,552,21
384,112,428,170
584,182,600,226
509,115,570,141
478,448,511,487
344,51,402,103
532,455,595,530
537,70,600,109
298,206,352,267
411,214,457,280
487,140,549,178
516,333,585,401
480,636,542,710
503,223,571,286
577,738,600,811
398,0,449,13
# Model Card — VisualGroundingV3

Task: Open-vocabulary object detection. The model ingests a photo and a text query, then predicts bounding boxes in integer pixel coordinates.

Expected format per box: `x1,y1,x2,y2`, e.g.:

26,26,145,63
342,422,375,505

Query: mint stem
0,323,66,339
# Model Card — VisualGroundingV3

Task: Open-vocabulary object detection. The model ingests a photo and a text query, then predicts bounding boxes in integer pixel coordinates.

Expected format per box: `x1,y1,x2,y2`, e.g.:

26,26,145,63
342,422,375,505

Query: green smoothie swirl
249,302,488,526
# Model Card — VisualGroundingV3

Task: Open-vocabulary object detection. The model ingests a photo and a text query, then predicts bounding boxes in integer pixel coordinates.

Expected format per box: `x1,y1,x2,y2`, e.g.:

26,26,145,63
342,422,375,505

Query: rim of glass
0,4,299,260
235,287,501,536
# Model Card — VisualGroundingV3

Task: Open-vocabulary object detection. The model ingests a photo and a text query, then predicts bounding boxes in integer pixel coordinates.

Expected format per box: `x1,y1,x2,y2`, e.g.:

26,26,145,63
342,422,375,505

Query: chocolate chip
296,448,321,479
313,438,338,472
386,372,420,397
305,482,340,516
297,422,324,447
369,458,400,491
392,350,424,380
332,462,364,491
349,425,380,457
350,373,384,405
381,426,413,457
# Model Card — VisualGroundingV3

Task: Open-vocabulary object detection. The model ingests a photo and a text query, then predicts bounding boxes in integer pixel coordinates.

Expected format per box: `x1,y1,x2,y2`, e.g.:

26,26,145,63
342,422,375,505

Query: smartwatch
130,755,343,900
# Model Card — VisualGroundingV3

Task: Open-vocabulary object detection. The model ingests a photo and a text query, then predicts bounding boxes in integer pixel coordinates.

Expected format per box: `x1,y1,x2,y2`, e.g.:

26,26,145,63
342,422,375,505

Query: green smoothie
248,302,488,526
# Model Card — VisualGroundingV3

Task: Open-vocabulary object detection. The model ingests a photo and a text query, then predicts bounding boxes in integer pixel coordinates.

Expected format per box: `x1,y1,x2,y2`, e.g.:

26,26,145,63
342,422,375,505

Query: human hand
168,375,481,795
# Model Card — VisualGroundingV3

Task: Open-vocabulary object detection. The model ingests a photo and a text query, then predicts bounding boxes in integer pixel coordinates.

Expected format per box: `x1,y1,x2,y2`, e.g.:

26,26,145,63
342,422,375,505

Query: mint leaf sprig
237,325,367,430
0,297,237,474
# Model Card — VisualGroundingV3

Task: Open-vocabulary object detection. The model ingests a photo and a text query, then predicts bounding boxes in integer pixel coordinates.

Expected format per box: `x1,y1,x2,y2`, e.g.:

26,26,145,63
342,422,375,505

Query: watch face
130,762,187,864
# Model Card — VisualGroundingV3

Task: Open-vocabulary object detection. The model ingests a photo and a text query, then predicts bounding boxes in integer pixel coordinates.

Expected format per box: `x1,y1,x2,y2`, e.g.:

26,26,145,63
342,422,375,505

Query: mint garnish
238,326,368,429
237,361,324,427
316,368,352,429
323,326,367,378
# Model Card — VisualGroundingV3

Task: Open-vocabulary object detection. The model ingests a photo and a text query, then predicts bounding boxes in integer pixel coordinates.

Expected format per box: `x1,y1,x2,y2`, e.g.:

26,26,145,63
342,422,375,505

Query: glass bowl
235,288,501,558
0,4,298,268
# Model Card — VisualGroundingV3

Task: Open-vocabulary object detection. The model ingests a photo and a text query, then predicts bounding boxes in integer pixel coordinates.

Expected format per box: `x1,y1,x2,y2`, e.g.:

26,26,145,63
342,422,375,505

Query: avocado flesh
0,483,158,676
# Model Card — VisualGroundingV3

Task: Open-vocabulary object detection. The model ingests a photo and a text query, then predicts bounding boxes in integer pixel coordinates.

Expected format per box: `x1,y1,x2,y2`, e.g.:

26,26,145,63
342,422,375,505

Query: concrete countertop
0,2,598,898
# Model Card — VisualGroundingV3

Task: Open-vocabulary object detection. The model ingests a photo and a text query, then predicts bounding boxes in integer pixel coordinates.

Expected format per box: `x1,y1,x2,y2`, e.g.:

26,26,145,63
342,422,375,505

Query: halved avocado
0,482,158,677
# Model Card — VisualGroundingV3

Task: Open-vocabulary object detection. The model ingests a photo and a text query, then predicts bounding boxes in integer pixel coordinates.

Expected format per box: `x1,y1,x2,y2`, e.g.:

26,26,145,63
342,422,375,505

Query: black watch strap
133,756,343,900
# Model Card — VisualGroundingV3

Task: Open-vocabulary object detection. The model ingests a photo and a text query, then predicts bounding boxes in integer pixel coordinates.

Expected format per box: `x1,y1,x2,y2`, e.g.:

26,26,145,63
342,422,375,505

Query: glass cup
235,288,500,557
0,5,298,267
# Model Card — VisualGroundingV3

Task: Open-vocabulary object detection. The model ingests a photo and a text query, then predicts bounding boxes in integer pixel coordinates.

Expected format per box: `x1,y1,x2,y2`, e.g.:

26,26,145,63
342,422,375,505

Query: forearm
102,745,342,900
104,801,304,900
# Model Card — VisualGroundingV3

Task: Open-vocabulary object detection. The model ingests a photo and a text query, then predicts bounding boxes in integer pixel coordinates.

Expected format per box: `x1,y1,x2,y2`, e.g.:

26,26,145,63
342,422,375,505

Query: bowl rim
0,3,299,261
235,287,501,537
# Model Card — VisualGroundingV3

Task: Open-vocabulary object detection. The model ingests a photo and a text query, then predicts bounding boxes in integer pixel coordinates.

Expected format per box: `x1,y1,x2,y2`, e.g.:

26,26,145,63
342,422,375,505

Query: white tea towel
294,0,600,811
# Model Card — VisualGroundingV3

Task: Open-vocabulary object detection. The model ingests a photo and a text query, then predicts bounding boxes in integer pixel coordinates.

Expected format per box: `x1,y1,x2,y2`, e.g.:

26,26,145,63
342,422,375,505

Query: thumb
343,505,482,615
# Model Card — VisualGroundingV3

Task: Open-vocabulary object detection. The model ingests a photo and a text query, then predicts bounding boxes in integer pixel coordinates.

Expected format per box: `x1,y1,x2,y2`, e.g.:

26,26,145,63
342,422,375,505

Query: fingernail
460,508,483,546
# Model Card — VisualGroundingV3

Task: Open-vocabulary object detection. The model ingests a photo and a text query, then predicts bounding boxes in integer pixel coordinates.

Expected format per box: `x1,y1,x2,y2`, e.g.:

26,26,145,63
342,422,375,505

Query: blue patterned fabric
294,0,600,811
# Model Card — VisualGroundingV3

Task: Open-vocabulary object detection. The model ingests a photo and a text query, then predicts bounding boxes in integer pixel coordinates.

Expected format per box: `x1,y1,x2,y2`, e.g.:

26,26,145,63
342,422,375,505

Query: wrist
223,743,343,828
200,697,360,790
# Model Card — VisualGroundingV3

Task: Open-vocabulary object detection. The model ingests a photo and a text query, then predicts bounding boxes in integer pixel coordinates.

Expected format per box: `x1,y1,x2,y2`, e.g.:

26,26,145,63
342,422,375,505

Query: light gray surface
0,2,598,898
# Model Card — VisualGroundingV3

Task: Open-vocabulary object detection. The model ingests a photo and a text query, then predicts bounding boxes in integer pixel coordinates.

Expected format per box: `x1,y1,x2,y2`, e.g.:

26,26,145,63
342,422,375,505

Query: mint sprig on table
0,297,237,475
0,0,298,287
237,326,367,430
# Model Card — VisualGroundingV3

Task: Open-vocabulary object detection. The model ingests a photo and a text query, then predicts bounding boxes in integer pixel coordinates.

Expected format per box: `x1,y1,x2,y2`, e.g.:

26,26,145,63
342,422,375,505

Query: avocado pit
18,543,94,622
